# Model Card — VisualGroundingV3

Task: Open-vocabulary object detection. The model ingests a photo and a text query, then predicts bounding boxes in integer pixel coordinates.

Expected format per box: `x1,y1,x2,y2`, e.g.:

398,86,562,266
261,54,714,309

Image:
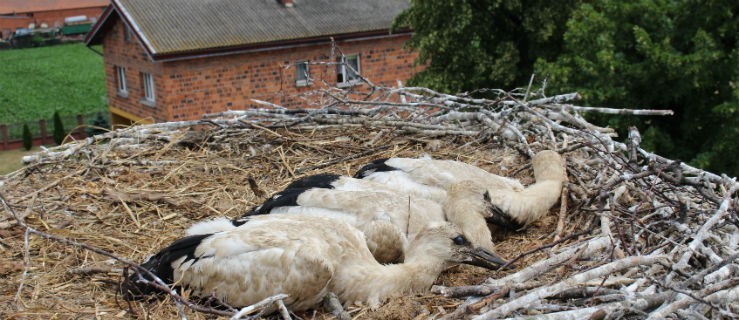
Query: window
142,72,155,104
124,25,132,42
115,66,127,96
337,54,360,85
295,60,310,87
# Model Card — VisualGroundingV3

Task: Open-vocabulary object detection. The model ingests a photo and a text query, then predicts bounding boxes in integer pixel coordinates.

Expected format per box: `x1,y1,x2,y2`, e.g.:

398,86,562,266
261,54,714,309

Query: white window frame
142,72,155,104
295,60,311,87
337,54,360,87
115,66,128,96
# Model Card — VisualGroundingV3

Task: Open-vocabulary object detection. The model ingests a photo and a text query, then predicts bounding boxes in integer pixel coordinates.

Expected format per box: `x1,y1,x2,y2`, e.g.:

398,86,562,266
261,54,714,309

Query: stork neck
333,256,446,307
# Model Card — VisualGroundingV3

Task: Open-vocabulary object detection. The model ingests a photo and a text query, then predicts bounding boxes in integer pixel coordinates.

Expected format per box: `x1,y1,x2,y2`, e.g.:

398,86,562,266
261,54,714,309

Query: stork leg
322,292,351,320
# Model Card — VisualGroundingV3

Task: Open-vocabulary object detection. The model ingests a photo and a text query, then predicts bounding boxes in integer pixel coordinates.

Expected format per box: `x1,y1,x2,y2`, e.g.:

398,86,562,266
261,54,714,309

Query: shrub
86,112,110,137
22,123,33,150
52,111,66,145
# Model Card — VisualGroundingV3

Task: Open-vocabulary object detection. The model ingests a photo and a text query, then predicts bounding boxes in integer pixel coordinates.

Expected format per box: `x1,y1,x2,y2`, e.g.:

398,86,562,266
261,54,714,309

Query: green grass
0,147,40,175
0,43,107,124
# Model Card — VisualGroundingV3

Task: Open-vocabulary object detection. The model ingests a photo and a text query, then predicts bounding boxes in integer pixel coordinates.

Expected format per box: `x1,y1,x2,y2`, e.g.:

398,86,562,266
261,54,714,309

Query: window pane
296,61,309,81
337,55,359,84
336,57,344,83
116,66,127,92
143,73,155,102
346,55,359,81
124,25,131,42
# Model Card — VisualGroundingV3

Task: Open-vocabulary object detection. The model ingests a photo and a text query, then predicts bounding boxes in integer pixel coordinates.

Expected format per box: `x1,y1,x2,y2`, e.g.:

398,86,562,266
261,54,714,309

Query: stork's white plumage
279,173,448,203
125,215,501,310
355,150,567,229
188,151,563,265
190,183,507,265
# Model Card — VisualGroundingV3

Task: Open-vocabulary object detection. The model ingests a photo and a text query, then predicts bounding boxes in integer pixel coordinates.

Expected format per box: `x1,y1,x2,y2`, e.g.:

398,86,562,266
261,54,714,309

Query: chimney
280,0,294,8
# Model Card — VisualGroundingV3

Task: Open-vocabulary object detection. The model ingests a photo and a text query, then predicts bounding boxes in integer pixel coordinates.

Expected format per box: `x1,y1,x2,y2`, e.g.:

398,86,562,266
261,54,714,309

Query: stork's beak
460,247,510,270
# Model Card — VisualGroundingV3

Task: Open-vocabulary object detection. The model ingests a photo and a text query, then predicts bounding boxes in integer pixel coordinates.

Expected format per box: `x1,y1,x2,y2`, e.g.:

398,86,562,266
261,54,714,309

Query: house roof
0,0,108,15
86,0,410,61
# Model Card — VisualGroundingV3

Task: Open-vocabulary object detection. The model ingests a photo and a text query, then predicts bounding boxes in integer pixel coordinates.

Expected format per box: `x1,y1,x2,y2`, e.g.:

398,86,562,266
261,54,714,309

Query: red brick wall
102,18,420,123
102,19,166,123
162,35,419,121
0,16,32,38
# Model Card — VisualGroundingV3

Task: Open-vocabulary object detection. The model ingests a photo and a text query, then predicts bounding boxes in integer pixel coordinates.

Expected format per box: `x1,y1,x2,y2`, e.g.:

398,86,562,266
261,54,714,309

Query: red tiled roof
0,0,109,15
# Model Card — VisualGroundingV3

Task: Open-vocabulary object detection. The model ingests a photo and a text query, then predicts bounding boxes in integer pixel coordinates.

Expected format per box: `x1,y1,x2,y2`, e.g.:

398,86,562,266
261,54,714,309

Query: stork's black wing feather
239,187,309,219
353,158,396,178
123,233,212,299
284,173,341,190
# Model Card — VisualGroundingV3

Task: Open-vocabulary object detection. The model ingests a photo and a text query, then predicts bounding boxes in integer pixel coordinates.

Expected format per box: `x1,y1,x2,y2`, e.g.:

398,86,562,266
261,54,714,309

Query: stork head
443,180,508,261
532,150,567,182
406,221,507,270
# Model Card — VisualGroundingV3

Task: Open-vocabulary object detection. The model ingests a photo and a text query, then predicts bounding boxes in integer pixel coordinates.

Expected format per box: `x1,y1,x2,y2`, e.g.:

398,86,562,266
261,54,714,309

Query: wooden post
0,124,7,150
39,119,47,145
76,114,86,138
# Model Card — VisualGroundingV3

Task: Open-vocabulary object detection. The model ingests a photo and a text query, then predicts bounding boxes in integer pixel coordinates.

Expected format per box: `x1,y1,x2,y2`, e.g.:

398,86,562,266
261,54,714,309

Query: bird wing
359,170,448,203
290,189,414,263
185,216,236,235
270,206,360,226
385,158,525,191
173,217,345,310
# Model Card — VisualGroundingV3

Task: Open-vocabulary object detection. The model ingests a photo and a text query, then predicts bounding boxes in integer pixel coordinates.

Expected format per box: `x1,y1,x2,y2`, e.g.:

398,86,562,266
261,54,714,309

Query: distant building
0,0,108,39
84,0,419,125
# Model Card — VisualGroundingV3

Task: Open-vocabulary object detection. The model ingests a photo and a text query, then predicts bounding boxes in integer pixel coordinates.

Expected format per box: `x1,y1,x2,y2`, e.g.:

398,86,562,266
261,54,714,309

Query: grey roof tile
114,0,409,55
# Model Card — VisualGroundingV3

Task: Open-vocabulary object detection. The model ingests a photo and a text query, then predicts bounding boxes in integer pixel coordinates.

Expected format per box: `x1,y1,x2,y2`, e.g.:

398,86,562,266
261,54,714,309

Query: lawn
0,43,108,124
0,147,39,175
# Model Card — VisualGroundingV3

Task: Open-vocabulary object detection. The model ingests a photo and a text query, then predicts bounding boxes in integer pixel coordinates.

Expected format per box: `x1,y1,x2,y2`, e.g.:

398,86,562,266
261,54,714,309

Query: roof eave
84,4,113,45
151,28,413,63
85,1,157,60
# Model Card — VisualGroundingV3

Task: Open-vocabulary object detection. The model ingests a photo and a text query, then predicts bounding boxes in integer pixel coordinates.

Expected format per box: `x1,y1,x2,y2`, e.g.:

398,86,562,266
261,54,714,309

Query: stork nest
0,84,737,319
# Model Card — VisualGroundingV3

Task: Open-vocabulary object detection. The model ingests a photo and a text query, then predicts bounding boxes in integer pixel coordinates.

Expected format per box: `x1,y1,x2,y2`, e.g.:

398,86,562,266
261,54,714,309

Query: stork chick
191,183,507,265
354,150,567,229
125,215,502,311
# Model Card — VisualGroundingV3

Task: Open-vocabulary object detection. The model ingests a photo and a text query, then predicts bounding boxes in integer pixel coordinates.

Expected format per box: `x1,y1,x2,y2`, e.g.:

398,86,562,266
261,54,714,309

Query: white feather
186,217,236,235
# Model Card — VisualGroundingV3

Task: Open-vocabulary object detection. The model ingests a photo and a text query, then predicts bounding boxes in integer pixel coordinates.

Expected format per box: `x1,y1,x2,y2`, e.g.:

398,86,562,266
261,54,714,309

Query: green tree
536,0,739,176
394,0,580,93
22,123,33,151
52,111,66,145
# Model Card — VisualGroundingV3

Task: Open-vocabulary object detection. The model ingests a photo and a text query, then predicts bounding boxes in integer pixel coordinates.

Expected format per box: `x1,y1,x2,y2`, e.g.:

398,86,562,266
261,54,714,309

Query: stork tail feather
122,233,211,300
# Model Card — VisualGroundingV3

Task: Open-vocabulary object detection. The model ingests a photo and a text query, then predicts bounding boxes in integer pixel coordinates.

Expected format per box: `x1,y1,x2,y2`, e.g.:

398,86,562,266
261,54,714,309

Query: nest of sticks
0,84,737,319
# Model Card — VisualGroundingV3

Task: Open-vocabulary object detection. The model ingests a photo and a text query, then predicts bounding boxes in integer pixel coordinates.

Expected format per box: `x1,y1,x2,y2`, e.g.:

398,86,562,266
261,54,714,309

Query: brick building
84,0,419,125
0,0,107,39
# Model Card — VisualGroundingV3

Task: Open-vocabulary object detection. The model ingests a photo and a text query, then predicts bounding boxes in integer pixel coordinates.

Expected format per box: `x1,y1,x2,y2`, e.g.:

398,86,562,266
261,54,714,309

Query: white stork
354,150,567,229
188,181,507,265
124,215,501,311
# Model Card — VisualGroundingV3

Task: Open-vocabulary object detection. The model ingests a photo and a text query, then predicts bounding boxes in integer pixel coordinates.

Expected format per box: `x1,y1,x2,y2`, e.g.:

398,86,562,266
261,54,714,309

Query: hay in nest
0,84,737,319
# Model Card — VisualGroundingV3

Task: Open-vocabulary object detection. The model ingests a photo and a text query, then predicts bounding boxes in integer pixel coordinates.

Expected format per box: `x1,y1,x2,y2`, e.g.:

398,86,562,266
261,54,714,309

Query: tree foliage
396,0,738,176
394,0,579,93
536,0,739,176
